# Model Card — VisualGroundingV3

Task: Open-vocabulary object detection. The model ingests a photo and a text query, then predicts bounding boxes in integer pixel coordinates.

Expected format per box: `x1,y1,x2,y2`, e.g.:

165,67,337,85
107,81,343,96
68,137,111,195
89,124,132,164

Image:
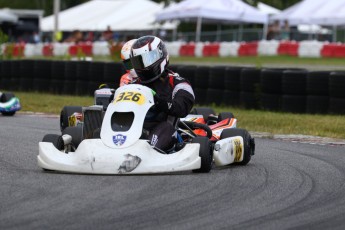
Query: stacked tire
50,60,66,94
33,60,52,93
206,66,226,105
103,62,125,90
176,65,196,88
281,70,308,113
19,60,35,91
75,61,91,95
223,66,243,107
306,71,331,114
260,68,285,111
0,60,12,90
329,72,345,114
10,60,21,91
240,68,261,109
194,66,210,105
63,61,78,95
88,61,104,95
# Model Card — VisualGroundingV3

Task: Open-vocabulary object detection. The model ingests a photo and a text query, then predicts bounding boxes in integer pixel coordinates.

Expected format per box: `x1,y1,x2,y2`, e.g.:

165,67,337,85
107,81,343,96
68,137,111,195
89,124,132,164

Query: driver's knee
148,121,176,151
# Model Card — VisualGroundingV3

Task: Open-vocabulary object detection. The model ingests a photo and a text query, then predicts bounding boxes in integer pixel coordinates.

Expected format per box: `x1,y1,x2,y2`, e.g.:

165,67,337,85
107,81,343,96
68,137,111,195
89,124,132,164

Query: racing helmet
130,35,169,84
120,39,138,78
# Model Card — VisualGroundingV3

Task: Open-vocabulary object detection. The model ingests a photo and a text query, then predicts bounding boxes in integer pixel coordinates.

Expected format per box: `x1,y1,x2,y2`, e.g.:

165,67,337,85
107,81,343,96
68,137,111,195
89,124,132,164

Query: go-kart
38,84,255,174
0,92,21,116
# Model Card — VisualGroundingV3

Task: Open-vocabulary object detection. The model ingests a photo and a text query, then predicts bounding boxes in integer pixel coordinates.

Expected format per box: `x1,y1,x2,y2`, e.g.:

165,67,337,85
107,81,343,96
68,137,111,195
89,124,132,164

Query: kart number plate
114,91,145,105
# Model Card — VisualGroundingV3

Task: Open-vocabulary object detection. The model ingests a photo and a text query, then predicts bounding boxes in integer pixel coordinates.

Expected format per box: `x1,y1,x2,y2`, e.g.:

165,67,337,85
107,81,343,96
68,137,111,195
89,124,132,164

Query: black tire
306,96,329,114
329,72,345,98
224,66,243,91
220,128,255,165
192,136,213,173
306,71,331,96
282,70,308,95
0,92,15,102
261,93,281,111
222,90,240,107
281,95,306,114
329,97,345,114
190,107,216,121
60,106,83,131
217,112,235,122
193,88,207,105
209,66,226,89
240,68,261,92
62,126,83,148
206,88,223,105
260,68,285,94
42,134,64,151
194,66,210,89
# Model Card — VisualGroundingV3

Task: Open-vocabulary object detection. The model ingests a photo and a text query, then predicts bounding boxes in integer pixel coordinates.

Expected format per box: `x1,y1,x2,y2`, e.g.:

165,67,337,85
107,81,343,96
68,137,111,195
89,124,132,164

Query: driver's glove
154,94,173,113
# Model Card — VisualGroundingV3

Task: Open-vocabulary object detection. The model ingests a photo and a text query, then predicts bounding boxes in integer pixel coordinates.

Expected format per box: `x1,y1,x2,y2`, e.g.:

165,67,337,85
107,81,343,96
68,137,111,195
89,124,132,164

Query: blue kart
0,92,21,116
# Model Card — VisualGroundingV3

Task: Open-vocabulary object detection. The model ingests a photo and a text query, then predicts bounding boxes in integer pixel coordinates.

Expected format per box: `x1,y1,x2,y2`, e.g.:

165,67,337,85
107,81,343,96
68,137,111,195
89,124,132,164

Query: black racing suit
142,69,195,151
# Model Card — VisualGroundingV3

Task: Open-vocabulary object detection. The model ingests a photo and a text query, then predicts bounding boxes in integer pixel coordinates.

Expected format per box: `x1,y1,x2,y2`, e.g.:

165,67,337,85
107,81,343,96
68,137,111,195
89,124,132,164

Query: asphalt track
1,114,345,230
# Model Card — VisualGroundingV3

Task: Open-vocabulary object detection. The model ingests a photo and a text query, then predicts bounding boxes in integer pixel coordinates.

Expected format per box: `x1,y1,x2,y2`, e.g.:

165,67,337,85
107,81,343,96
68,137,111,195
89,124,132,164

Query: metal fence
162,28,345,43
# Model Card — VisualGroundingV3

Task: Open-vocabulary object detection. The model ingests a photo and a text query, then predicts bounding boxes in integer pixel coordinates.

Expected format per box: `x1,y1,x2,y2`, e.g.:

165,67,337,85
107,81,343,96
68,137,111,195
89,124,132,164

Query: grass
7,90,345,140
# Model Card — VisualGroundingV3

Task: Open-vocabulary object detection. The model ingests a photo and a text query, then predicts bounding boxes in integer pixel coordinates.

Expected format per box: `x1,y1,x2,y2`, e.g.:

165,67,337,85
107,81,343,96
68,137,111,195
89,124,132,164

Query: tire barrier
1,60,345,115
240,68,261,109
329,72,345,114
306,71,331,114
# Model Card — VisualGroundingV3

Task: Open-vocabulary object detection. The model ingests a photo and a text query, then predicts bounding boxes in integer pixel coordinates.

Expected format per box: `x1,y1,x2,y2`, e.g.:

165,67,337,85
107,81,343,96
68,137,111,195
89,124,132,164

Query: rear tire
190,107,216,121
220,128,255,165
42,134,64,151
192,136,213,173
60,106,82,131
217,112,235,122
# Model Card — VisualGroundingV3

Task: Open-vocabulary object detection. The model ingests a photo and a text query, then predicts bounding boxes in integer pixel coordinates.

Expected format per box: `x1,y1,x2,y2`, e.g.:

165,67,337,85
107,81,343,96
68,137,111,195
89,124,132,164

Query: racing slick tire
0,93,16,116
217,112,235,122
190,107,216,121
192,136,213,173
62,126,83,149
220,128,255,165
60,106,83,131
42,134,64,151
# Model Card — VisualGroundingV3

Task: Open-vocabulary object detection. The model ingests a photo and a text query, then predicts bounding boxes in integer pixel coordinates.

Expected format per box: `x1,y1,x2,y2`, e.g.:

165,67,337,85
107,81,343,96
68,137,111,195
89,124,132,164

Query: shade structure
0,9,18,23
271,0,345,26
41,0,176,32
155,0,268,42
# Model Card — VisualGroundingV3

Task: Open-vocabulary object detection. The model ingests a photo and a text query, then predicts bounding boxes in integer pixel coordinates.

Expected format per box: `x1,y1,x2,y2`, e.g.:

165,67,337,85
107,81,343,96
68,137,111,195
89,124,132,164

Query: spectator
280,20,290,41
101,26,113,41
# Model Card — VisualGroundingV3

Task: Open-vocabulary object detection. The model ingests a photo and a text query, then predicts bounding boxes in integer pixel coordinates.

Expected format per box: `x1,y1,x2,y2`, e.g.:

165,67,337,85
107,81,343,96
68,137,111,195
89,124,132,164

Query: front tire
42,134,64,151
192,136,213,173
220,128,255,165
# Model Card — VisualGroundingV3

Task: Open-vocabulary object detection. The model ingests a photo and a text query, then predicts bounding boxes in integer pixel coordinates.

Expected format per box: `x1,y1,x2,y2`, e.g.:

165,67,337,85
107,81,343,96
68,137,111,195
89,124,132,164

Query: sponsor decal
118,154,142,173
114,91,145,105
151,134,158,146
233,138,243,162
68,115,77,127
113,134,127,146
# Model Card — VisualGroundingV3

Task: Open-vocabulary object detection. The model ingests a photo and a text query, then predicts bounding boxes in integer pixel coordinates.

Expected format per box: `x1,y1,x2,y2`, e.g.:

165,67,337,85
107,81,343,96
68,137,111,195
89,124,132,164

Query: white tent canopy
271,0,345,26
0,9,18,23
257,2,281,15
155,0,268,42
41,0,176,32
156,0,268,24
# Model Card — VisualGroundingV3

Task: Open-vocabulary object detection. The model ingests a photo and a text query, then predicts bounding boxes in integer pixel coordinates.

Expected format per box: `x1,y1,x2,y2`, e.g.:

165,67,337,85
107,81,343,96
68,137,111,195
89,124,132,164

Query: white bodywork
38,84,243,174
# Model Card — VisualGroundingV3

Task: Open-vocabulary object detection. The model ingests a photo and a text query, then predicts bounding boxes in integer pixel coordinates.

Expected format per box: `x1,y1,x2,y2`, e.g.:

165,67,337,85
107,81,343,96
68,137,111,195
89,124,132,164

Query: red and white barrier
4,40,345,58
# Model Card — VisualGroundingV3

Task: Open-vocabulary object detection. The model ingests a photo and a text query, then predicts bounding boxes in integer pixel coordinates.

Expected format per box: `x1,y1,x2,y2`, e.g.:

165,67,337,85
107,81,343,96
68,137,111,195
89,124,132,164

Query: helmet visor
122,59,133,71
131,49,162,69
